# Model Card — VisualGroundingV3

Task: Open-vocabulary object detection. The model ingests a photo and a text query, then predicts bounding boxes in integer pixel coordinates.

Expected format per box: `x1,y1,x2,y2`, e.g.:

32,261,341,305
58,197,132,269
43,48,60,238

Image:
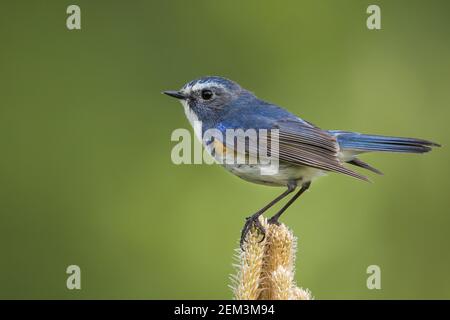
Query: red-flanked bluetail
164,76,440,249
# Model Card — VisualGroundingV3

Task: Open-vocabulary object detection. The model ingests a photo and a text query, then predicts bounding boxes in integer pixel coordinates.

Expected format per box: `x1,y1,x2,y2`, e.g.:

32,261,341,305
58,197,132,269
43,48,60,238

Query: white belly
223,162,326,187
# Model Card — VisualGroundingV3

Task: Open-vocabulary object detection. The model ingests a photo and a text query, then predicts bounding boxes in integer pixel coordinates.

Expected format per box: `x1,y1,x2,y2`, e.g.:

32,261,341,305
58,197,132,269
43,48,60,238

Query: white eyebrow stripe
190,81,226,92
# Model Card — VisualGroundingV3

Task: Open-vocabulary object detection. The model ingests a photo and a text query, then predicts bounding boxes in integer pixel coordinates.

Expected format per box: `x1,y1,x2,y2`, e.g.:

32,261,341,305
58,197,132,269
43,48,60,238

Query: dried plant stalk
230,219,267,300
230,216,312,300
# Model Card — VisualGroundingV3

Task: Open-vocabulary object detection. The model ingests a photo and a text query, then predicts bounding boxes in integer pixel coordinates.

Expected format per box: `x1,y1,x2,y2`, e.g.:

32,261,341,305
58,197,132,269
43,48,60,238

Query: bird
163,76,440,249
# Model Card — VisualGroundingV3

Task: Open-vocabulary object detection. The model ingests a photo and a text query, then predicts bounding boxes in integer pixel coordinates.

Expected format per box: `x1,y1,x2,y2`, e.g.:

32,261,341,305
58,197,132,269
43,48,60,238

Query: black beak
163,90,187,100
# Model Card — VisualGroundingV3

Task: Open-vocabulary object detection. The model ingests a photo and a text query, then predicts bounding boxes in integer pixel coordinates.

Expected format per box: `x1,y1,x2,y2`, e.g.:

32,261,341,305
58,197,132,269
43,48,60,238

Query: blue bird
164,76,440,248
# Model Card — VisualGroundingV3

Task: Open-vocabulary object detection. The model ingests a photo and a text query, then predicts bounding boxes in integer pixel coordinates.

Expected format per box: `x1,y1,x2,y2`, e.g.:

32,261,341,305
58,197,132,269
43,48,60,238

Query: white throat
180,100,202,141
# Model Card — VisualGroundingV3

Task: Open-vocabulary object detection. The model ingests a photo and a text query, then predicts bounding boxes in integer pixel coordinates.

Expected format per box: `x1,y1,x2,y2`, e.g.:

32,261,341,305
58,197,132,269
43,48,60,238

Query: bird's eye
201,89,213,100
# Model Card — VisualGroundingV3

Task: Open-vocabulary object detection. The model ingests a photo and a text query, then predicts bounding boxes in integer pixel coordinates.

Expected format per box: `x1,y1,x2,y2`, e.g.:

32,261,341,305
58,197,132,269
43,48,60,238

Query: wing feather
217,117,368,181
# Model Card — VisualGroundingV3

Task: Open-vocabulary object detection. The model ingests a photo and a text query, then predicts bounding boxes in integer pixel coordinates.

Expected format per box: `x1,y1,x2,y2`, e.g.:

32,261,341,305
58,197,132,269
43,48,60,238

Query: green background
1,0,449,299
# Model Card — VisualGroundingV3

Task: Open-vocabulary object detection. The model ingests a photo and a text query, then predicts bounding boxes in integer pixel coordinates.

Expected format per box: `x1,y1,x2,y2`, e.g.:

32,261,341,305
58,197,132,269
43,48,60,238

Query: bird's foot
240,214,266,250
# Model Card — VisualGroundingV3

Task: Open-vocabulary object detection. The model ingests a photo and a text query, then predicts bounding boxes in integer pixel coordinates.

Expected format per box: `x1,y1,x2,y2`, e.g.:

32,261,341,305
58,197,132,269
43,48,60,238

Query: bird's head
163,76,244,121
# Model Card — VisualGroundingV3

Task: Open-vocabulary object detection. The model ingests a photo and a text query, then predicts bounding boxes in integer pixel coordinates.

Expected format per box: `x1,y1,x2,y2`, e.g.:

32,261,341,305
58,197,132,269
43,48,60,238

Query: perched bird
164,76,439,248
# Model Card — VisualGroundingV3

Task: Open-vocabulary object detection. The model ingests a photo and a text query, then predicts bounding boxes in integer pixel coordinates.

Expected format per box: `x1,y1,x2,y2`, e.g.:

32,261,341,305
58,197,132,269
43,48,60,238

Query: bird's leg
240,183,296,249
268,182,311,225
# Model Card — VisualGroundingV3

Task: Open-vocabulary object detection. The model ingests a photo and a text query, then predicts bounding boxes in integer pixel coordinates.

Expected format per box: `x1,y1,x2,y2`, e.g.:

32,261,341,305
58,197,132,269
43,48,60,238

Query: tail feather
347,158,383,175
329,130,440,154
328,130,440,176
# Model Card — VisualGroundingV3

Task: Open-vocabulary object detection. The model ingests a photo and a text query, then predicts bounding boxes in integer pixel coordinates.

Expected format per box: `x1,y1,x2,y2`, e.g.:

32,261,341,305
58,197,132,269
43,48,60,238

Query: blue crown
182,76,240,91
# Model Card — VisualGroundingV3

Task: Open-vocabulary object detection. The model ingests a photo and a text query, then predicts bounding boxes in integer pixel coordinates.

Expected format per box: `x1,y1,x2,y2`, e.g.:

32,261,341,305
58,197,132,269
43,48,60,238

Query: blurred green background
0,0,449,299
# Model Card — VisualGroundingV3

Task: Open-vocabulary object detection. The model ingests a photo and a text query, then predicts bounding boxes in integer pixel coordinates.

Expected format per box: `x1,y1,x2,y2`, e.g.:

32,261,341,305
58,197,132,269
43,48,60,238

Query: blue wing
213,100,368,181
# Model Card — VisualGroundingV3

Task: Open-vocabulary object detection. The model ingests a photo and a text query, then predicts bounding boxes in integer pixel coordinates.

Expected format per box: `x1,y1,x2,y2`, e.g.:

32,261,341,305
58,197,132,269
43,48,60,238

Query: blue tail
329,130,440,154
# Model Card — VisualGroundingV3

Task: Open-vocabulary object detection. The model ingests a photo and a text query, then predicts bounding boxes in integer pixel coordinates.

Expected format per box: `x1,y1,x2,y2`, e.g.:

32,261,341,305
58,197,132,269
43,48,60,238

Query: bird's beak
163,90,187,100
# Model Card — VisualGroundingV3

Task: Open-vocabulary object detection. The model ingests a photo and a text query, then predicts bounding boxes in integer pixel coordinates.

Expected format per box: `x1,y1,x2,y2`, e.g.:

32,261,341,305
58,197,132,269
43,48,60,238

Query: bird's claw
240,215,266,250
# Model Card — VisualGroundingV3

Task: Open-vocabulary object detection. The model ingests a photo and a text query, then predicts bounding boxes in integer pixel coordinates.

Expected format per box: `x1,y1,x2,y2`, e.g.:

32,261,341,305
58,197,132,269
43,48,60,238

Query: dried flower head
231,216,312,300
230,218,267,300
